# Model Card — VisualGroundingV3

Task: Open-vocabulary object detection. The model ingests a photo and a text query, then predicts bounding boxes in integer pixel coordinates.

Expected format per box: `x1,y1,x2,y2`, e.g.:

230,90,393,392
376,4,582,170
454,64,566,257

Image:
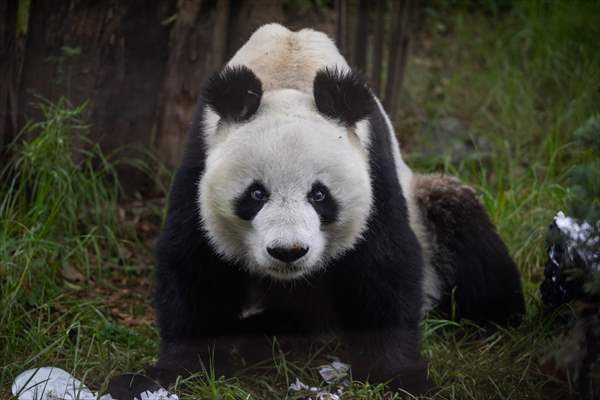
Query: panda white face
199,89,373,280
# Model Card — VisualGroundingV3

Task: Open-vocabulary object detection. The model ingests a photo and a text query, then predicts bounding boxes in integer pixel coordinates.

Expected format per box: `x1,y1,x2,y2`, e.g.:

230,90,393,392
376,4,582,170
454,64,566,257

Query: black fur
414,176,526,325
203,65,262,122
313,68,375,127
308,181,339,224
234,181,269,221
152,69,429,393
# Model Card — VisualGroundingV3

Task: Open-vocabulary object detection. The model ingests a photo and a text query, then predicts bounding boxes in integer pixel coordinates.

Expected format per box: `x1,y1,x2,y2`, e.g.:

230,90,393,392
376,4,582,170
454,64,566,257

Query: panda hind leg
413,174,526,326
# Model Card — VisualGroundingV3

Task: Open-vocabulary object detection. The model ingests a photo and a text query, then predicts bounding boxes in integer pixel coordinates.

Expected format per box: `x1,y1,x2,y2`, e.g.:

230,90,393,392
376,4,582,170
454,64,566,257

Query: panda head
199,65,375,280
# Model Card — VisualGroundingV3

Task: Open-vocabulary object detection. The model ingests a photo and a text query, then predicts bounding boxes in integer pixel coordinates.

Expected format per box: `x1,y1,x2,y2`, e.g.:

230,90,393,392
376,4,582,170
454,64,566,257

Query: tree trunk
384,0,414,124
353,0,369,73
155,0,282,167
212,0,231,68
335,0,348,58
154,0,233,168
2,0,377,189
12,0,176,189
372,0,385,95
0,0,30,156
225,0,284,59
344,0,356,64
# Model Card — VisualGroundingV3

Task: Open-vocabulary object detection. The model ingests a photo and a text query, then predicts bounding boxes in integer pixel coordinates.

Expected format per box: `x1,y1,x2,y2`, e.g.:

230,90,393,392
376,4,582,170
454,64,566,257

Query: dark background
1,0,417,187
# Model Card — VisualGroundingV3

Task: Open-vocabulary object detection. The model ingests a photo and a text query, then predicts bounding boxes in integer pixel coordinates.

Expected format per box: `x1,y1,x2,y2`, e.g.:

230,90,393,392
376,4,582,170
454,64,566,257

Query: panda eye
234,181,269,221
309,189,326,202
250,188,268,201
307,181,338,224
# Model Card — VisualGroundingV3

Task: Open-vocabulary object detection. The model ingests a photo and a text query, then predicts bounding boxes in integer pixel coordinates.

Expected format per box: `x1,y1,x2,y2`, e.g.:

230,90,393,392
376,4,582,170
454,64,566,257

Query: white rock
12,368,179,400
554,211,600,270
12,368,96,400
318,360,350,384
135,388,178,400
289,378,309,391
288,360,349,400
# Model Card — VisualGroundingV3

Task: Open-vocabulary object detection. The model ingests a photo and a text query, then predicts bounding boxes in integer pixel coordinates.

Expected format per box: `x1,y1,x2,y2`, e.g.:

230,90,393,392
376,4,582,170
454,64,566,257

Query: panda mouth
270,263,301,273
266,263,305,279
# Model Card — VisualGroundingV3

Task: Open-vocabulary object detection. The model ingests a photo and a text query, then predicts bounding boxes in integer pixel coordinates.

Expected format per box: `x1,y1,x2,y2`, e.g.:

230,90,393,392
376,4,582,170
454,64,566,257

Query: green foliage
406,0,600,285
98,322,146,348
176,373,253,400
0,98,157,397
403,2,599,397
1,98,119,245
568,115,600,299
570,115,600,223
575,115,600,151
0,97,123,301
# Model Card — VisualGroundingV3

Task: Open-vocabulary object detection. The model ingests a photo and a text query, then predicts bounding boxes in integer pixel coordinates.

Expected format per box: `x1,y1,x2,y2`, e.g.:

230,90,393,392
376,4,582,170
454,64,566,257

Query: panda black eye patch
234,181,270,221
308,181,339,224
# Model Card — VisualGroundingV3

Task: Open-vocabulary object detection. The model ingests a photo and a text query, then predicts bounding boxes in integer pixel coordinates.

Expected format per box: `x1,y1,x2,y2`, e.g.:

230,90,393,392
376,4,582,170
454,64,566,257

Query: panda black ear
313,67,375,127
203,65,263,122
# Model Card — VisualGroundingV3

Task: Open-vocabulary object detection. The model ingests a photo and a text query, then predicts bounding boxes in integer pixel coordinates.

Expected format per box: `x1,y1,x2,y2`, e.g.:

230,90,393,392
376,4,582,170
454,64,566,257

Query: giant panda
151,24,525,394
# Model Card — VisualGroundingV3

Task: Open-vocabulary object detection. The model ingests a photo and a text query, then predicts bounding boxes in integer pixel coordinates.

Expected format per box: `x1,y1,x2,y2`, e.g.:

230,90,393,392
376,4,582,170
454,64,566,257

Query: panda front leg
149,252,252,386
328,264,431,394
342,327,429,393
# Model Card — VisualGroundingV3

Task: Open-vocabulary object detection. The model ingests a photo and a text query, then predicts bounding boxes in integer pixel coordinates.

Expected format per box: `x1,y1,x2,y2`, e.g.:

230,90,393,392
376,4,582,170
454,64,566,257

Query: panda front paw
381,361,432,395
350,357,432,395
148,339,241,387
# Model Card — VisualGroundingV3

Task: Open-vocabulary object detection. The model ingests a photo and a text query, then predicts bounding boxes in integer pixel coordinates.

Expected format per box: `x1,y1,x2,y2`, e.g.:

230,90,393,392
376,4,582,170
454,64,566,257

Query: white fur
199,90,372,280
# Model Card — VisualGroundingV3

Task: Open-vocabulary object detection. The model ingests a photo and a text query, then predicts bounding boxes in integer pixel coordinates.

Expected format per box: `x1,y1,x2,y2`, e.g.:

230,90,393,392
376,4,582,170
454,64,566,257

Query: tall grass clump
413,0,600,284
0,97,122,280
0,98,149,392
1,98,120,237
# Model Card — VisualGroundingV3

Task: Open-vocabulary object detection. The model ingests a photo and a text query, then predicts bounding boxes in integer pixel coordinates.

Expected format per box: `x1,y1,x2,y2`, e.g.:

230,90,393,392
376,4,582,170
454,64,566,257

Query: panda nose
267,246,309,263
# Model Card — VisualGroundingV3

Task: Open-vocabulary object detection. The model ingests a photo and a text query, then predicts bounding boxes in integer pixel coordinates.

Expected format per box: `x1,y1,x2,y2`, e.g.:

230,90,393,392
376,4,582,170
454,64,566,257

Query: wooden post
384,0,414,124
0,0,30,154
372,0,385,95
353,0,369,73
335,0,348,57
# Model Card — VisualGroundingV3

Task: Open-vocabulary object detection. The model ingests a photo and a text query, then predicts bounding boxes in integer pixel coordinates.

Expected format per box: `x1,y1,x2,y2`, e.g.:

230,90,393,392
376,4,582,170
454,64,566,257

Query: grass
1,1,599,399
405,0,600,282
0,98,158,396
